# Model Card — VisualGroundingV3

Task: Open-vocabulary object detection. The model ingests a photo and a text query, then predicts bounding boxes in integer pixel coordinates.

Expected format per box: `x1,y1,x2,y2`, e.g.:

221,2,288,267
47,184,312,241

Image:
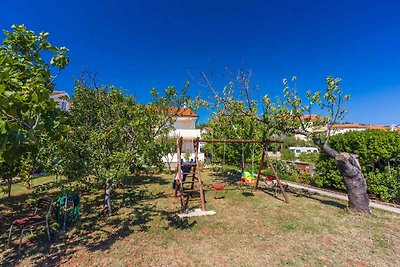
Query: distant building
50,91,71,111
294,114,393,138
164,107,204,167
200,127,213,135
294,114,327,140
289,147,319,157
328,124,389,135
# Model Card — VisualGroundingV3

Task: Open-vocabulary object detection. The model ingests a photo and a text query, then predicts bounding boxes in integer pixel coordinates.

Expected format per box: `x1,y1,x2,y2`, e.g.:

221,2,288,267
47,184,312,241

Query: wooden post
255,143,266,190
176,137,186,211
264,146,289,204
194,137,206,211
174,137,181,197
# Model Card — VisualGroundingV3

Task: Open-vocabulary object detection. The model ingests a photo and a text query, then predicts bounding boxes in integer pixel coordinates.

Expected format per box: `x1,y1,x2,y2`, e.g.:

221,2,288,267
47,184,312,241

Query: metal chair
7,197,53,254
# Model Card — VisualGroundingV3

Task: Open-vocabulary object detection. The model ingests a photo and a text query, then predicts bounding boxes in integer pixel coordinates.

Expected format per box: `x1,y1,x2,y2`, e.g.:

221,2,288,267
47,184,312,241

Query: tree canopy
0,24,69,196
59,74,190,214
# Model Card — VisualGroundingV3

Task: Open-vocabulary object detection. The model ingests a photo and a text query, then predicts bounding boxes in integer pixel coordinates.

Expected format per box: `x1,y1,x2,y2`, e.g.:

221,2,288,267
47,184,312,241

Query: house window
61,101,67,111
295,149,301,153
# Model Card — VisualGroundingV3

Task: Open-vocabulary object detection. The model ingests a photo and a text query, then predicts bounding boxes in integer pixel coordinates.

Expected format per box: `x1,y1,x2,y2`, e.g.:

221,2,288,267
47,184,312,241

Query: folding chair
7,197,53,254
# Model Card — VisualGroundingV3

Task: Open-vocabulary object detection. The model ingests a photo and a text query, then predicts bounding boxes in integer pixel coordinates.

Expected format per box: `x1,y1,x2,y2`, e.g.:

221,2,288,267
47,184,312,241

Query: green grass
1,175,64,198
1,170,400,266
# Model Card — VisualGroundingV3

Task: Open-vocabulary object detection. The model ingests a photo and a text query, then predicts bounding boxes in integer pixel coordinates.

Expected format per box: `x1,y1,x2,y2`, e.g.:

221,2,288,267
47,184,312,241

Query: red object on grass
265,176,276,182
14,214,44,227
211,184,225,191
241,177,247,183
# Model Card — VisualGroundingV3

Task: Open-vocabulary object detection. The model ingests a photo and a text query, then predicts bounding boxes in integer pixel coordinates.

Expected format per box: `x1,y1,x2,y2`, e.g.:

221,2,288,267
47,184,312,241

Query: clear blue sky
1,0,400,125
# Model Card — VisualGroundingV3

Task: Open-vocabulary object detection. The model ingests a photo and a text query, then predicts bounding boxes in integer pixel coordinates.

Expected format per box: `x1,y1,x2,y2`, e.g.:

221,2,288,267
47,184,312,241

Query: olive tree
62,73,189,215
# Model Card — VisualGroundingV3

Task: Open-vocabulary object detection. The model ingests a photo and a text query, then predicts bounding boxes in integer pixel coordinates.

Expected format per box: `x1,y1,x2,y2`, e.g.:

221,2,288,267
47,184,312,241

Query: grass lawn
1,170,399,266
0,175,62,198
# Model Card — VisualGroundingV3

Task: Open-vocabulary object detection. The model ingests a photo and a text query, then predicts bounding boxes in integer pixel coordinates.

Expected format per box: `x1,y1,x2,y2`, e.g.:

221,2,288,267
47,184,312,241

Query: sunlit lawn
1,170,399,266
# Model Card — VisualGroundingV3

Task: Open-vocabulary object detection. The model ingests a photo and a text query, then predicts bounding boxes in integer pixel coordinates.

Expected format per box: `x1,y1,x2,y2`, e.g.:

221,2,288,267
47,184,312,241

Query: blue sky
1,0,400,125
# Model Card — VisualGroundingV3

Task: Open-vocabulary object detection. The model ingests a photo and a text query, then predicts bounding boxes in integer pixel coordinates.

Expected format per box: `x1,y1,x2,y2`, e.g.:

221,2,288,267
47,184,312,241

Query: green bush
315,130,400,202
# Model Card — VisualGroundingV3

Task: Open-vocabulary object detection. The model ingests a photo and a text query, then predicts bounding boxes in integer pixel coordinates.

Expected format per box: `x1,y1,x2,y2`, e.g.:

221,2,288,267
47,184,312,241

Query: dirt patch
320,234,336,245
346,258,368,267
201,226,212,235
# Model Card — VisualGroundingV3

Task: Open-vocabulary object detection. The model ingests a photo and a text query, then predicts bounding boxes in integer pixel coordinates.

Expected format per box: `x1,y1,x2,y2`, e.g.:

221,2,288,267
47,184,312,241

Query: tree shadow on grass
160,211,197,230
292,189,347,210
242,192,254,197
123,175,169,187
0,174,197,266
0,191,65,266
258,187,287,203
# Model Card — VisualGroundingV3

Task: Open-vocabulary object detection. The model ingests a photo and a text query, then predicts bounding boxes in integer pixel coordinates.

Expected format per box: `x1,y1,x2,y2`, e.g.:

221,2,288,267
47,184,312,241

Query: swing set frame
196,138,289,204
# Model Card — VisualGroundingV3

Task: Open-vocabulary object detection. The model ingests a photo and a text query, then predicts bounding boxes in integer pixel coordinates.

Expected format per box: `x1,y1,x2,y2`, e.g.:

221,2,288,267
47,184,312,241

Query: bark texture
310,135,370,213
335,152,370,214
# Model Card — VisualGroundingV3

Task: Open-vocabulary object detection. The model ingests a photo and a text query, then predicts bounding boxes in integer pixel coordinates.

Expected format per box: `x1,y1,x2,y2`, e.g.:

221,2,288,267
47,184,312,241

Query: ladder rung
183,189,200,193
182,172,196,175
181,163,197,166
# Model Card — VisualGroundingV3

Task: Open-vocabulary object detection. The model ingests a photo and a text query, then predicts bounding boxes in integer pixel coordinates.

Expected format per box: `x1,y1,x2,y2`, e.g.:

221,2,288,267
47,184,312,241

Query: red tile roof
330,124,388,131
299,114,320,122
168,107,198,117
51,91,67,96
331,123,366,129
366,125,389,131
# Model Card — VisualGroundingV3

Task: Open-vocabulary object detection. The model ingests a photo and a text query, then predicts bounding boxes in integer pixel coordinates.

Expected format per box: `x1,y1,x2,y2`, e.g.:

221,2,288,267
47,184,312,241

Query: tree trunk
315,140,370,214
335,152,370,214
291,129,371,214
7,178,12,197
104,179,112,216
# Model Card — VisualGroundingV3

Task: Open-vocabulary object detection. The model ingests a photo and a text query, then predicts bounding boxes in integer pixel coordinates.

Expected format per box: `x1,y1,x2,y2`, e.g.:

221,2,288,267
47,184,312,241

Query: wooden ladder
175,137,206,212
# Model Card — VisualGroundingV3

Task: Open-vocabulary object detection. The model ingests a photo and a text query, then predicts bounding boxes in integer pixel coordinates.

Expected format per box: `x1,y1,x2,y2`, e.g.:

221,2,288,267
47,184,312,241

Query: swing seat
211,184,226,199
265,176,276,182
211,184,225,191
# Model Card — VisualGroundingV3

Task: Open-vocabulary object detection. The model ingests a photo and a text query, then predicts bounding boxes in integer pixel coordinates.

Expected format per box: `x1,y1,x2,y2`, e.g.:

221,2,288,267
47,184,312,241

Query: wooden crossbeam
197,139,283,144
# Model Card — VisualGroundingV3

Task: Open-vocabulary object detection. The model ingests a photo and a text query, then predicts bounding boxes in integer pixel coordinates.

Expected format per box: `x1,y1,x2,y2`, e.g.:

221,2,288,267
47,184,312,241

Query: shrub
315,130,400,202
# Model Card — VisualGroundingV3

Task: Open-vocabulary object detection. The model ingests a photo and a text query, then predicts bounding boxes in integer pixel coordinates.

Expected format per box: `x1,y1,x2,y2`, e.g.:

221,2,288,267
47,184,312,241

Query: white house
50,91,71,111
329,124,388,135
200,127,213,135
289,146,319,157
164,107,204,167
293,115,390,138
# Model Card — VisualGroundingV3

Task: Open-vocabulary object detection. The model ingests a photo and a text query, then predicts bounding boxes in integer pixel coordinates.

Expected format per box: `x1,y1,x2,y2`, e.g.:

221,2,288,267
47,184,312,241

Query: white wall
331,128,366,136
174,117,196,129
289,147,319,157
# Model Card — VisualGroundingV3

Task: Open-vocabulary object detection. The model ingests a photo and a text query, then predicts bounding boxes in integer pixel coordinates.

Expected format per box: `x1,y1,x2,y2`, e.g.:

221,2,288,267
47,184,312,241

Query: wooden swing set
174,137,288,213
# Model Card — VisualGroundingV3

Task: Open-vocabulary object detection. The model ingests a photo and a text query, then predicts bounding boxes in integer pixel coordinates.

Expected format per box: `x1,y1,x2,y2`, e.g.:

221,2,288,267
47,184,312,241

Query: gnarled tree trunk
316,140,370,214
335,152,370,213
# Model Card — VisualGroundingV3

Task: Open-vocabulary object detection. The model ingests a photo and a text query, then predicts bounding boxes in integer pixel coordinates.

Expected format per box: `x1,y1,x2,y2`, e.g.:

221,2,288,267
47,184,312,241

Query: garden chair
7,197,53,254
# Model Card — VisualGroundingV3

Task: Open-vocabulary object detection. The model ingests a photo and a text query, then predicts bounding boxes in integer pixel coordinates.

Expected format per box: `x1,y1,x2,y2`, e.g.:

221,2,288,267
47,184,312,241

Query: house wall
331,128,366,135
289,147,319,157
163,114,204,167
50,93,71,111
174,117,196,129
